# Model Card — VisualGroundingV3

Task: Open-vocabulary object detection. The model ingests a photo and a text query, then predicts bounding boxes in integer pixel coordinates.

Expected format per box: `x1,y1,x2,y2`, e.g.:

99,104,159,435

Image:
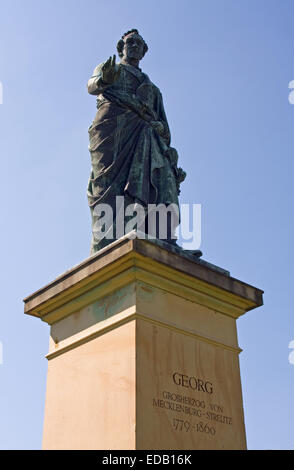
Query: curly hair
116,29,148,59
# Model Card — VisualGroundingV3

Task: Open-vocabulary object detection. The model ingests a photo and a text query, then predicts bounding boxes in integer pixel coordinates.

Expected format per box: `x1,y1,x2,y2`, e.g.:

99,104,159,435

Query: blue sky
0,0,293,449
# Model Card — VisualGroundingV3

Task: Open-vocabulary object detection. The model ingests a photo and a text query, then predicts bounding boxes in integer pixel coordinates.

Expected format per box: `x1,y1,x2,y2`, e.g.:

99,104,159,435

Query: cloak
87,62,182,253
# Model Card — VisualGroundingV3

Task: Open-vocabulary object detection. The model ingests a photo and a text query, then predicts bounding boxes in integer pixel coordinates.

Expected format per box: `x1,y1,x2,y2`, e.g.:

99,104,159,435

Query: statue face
122,33,145,61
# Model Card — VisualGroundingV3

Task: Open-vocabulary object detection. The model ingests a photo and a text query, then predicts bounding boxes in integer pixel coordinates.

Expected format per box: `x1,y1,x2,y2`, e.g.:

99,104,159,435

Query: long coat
87,62,181,253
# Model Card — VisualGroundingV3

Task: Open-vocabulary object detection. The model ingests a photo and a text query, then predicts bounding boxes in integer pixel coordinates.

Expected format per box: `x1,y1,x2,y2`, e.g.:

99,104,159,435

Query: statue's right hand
101,55,121,85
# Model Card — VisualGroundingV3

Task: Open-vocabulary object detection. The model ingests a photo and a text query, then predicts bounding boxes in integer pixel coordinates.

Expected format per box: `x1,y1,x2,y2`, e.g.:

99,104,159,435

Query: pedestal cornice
24,237,263,326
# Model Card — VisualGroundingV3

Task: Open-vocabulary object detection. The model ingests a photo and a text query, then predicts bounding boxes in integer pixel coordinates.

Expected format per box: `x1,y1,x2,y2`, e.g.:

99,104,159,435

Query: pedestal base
24,237,263,449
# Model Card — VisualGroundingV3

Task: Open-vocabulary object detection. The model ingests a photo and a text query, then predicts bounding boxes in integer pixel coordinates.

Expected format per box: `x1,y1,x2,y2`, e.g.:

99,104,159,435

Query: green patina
90,283,136,322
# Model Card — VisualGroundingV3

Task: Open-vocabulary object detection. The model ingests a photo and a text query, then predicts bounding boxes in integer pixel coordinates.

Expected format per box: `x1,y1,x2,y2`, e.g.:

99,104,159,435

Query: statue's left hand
150,121,165,136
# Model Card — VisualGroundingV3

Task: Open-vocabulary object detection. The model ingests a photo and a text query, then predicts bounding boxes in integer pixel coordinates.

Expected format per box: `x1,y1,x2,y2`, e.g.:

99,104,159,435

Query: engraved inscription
172,372,213,394
152,371,233,436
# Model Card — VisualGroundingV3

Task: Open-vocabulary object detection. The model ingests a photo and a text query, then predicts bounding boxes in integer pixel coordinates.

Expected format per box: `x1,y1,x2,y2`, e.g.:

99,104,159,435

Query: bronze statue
87,29,186,254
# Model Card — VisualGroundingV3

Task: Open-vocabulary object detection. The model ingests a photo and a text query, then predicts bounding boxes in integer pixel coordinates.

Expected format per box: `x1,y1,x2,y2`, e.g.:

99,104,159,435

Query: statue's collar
121,63,145,80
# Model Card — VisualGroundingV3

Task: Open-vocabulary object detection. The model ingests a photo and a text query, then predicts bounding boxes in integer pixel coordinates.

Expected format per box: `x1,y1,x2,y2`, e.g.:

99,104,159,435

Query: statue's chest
109,66,159,110
114,68,144,95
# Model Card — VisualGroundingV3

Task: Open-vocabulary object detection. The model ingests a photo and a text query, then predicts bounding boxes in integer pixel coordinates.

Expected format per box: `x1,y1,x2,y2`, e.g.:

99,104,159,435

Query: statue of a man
87,29,185,254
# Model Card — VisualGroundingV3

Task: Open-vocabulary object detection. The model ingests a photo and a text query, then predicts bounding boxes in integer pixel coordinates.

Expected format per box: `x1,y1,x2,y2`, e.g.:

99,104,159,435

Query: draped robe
87,62,181,253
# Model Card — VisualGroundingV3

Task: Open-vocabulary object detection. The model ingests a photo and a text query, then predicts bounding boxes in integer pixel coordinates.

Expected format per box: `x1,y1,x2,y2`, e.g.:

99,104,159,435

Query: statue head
117,29,148,63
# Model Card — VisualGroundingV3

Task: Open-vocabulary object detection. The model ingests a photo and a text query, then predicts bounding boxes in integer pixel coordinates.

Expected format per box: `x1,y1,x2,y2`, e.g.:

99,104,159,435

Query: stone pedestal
24,237,263,450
